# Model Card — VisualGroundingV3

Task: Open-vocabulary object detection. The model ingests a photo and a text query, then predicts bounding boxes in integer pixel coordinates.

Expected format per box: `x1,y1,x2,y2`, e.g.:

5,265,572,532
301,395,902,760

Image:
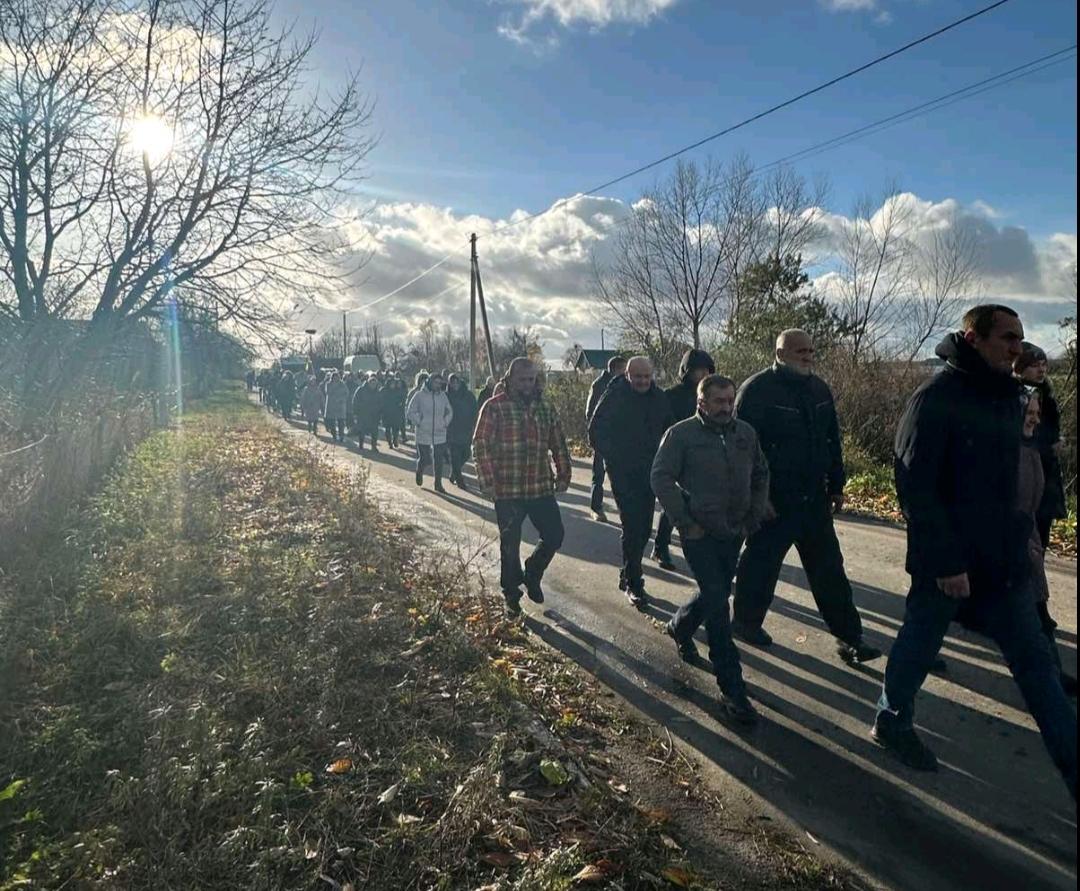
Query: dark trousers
494,496,565,596
589,452,606,513
385,423,399,447
449,442,471,481
881,576,1077,797
416,443,446,483
306,419,318,434
734,492,862,645
609,473,654,592
676,535,747,697
326,418,344,440
655,511,674,555
357,427,379,449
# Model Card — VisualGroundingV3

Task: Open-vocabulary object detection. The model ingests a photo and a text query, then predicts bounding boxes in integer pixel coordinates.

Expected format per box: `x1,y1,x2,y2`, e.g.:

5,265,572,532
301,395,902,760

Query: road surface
273,412,1077,891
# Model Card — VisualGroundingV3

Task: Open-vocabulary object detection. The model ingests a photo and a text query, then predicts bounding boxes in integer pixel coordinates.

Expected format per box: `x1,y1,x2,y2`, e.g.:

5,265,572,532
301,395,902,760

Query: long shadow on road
526,609,1076,891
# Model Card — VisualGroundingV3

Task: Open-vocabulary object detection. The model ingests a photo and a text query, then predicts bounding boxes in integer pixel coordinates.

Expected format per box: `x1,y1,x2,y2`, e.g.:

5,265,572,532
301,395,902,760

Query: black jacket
735,363,844,507
894,333,1027,599
447,386,479,445
589,377,674,483
1028,380,1067,523
664,348,716,422
586,371,614,421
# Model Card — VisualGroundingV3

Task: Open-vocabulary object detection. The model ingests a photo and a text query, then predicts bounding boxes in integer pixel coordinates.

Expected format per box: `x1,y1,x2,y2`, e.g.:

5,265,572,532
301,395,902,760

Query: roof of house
574,348,622,370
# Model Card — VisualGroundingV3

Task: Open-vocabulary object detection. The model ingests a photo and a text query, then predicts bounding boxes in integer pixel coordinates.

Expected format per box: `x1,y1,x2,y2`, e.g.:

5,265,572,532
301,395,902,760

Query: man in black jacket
732,329,880,666
873,306,1076,799
653,349,716,569
590,356,673,608
586,355,627,523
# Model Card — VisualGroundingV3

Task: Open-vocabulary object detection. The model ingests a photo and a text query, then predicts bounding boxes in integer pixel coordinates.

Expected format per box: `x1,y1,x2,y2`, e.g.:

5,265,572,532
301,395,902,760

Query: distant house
572,348,622,373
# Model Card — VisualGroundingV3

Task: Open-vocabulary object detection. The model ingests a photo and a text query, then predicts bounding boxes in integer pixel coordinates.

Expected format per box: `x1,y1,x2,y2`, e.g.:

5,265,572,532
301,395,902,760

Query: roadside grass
1,388,857,890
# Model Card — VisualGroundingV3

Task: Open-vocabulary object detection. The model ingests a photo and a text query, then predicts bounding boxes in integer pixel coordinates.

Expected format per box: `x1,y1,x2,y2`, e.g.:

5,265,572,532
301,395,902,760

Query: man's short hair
962,304,1019,339
698,374,736,398
607,355,627,372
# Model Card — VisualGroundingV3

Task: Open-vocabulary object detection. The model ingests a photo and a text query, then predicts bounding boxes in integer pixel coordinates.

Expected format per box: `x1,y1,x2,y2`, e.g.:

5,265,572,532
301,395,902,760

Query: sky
270,0,1078,360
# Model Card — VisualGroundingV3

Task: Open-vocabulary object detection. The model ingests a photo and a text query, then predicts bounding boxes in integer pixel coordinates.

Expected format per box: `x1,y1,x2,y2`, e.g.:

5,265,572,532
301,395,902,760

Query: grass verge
0,388,855,890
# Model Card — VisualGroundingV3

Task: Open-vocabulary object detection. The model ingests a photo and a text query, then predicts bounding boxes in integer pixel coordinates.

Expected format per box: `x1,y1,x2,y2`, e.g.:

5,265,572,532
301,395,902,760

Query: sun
127,115,174,166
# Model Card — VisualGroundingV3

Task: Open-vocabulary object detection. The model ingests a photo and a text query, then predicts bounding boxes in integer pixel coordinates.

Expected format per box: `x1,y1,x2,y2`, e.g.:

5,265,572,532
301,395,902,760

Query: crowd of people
251,302,1076,802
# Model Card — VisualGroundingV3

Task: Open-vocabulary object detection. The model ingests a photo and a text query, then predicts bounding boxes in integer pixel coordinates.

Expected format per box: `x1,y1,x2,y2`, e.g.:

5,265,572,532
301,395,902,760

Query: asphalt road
273,411,1077,891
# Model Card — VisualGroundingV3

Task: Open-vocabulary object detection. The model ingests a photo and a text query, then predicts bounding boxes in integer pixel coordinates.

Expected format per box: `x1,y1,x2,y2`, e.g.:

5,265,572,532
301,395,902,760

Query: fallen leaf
396,814,422,826
662,865,699,887
480,851,517,868
795,634,807,644
609,781,629,794
637,805,671,824
377,781,401,805
572,859,620,883
539,758,571,786
325,758,352,775
660,834,681,851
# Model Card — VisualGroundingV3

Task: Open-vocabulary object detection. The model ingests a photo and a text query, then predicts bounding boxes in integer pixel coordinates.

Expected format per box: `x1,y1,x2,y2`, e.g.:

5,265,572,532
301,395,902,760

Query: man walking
589,356,673,608
473,358,572,618
585,355,626,523
652,374,770,725
654,349,715,569
732,329,880,666
872,306,1076,799
407,372,453,492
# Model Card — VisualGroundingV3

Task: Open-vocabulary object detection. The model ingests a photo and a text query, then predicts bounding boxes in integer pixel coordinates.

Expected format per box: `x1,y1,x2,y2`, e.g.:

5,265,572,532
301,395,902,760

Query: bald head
626,355,654,393
776,329,815,375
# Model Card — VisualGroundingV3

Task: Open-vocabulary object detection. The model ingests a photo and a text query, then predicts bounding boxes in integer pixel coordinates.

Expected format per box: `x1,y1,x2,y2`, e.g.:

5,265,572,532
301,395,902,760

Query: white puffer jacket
407,388,453,446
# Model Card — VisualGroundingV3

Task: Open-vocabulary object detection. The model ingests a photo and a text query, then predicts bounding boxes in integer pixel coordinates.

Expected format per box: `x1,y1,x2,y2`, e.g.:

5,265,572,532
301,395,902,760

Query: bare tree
832,184,914,362
900,219,981,360
0,0,375,336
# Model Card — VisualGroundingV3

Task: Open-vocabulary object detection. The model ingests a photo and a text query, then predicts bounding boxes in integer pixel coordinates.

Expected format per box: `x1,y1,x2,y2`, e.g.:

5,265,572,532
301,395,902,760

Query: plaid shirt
472,392,572,500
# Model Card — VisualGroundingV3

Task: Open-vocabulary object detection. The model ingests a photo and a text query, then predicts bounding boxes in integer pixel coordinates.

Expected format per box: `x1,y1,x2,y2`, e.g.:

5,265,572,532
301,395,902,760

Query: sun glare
127,115,174,165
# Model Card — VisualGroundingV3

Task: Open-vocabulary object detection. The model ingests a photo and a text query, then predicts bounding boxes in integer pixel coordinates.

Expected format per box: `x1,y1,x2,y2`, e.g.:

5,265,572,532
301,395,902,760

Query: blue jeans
676,535,746,697
880,575,1077,797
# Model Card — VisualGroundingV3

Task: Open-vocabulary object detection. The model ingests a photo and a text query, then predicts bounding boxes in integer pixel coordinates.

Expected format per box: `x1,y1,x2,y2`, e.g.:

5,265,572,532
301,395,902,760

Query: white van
343,354,382,375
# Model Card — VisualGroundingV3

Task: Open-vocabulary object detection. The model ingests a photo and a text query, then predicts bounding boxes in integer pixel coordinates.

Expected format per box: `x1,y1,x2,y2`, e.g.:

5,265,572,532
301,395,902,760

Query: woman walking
299,376,323,435
407,372,453,492
446,374,478,489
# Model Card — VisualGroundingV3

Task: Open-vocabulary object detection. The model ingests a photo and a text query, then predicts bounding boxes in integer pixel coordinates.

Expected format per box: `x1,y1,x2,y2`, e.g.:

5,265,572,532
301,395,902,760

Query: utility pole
469,234,478,388
601,328,605,350
473,250,497,380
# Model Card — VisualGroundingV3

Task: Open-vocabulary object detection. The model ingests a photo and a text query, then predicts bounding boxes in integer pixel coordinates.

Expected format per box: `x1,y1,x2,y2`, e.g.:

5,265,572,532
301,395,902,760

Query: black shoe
871,711,938,772
626,586,649,610
1062,672,1078,698
652,547,676,571
665,621,697,662
415,470,423,486
837,640,883,666
929,656,948,674
434,483,447,494
591,510,608,523
731,622,772,647
523,575,545,604
503,589,523,619
716,692,759,726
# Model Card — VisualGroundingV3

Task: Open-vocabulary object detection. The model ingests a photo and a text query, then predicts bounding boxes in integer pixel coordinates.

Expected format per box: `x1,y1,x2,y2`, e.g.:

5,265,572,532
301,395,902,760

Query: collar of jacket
695,410,736,434
936,332,1020,396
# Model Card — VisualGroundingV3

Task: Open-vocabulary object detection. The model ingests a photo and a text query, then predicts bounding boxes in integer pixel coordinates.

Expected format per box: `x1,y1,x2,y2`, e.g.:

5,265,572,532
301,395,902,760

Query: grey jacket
650,412,770,541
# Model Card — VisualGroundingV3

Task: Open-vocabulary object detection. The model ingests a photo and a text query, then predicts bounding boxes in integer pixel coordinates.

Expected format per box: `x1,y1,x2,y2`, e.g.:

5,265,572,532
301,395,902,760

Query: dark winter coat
352,382,383,431
1028,381,1068,524
664,349,716,423
651,412,770,541
585,371,615,421
447,385,479,445
588,377,674,485
894,333,1028,603
381,383,407,428
734,363,844,509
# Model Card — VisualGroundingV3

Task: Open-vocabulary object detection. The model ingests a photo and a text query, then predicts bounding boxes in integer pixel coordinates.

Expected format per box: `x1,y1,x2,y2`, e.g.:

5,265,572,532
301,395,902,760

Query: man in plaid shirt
473,358,573,617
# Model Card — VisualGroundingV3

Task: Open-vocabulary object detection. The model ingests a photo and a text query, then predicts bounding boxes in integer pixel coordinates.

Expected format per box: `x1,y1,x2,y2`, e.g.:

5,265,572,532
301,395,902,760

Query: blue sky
272,0,1077,356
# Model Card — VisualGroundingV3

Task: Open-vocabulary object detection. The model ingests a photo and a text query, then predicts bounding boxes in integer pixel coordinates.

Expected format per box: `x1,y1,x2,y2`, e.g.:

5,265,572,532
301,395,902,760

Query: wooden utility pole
473,254,497,380
469,234,478,388
342,312,348,361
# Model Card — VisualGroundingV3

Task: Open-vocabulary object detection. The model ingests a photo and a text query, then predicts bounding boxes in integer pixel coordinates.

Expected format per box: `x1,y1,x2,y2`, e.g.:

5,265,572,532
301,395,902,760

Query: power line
481,0,1017,241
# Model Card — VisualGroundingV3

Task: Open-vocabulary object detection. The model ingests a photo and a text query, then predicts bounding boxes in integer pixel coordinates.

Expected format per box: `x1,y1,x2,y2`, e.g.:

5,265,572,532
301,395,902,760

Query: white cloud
295,190,1075,362
498,0,678,47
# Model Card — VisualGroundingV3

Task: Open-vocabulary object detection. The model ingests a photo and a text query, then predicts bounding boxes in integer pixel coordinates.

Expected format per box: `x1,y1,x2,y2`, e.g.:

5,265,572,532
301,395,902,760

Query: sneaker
591,510,608,523
837,640,883,666
626,586,649,610
665,621,697,662
503,590,523,619
731,622,773,647
716,692,758,726
652,547,676,571
871,711,938,771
